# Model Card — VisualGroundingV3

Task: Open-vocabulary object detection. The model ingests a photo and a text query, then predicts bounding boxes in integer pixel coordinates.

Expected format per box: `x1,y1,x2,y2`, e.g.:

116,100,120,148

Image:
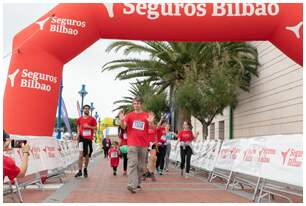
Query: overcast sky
3,3,143,120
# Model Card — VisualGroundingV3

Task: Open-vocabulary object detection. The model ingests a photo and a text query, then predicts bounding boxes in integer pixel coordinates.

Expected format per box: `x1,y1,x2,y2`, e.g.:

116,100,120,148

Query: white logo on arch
286,21,303,39
102,3,114,18
35,17,50,30
8,69,20,87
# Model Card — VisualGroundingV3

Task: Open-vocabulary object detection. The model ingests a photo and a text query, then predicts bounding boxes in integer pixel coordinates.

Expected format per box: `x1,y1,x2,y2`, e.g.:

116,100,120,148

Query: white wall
192,41,303,139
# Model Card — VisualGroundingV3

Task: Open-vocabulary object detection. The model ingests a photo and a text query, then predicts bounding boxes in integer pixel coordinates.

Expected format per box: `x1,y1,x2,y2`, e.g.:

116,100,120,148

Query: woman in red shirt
174,121,199,178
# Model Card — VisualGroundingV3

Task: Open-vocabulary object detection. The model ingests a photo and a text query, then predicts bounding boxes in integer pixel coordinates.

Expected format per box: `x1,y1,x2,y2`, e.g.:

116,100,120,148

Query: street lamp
78,84,88,116
94,111,99,119
97,117,101,144
90,102,95,115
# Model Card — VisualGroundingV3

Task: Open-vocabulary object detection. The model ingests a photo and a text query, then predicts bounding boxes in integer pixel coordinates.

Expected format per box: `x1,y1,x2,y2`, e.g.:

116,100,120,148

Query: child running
108,141,121,176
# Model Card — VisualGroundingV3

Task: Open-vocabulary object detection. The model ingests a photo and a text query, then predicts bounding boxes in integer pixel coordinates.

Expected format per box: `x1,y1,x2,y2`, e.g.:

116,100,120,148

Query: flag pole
56,79,63,140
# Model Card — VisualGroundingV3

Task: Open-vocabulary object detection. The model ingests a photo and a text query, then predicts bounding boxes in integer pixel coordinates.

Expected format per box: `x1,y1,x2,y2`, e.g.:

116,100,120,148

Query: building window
219,121,225,140
210,123,215,139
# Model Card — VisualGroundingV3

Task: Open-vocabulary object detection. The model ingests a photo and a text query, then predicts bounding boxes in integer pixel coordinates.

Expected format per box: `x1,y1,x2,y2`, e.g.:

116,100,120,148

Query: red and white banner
214,138,247,171
4,136,101,176
215,135,303,187
170,139,222,171
171,135,302,187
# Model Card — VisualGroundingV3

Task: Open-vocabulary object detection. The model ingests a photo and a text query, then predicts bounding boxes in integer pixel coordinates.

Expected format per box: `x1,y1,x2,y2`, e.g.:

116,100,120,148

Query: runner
174,121,199,178
164,123,177,172
75,104,97,178
118,125,128,175
119,97,154,193
156,117,167,175
108,141,121,176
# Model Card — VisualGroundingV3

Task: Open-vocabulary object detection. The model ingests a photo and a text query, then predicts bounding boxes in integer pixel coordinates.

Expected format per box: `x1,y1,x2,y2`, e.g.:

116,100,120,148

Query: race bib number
106,144,109,147
83,129,91,136
78,142,83,151
111,152,118,158
132,121,145,130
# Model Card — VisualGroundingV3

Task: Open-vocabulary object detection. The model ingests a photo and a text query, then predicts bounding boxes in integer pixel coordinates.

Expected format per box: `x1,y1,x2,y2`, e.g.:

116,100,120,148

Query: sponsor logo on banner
257,148,276,163
281,148,302,167
103,3,280,19
31,146,42,160
8,68,57,92
36,16,86,36
220,147,240,160
43,146,56,158
242,147,276,163
243,148,257,161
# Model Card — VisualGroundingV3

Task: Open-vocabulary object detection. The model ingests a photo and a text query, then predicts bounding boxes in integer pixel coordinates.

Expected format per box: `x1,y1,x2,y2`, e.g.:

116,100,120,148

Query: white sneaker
185,173,190,178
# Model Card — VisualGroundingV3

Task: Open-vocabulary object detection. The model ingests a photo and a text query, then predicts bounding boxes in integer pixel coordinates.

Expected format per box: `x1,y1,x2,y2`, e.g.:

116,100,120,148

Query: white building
192,41,303,139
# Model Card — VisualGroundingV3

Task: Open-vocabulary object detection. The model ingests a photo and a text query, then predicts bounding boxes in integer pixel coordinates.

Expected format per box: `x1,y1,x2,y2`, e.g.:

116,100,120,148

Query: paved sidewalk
42,155,250,203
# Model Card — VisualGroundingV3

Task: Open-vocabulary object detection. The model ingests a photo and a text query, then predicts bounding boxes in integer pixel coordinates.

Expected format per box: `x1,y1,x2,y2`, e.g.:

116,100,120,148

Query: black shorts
79,136,93,158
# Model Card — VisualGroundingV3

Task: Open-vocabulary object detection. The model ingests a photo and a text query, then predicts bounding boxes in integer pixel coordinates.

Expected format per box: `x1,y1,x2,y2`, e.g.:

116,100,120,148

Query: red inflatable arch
4,3,303,136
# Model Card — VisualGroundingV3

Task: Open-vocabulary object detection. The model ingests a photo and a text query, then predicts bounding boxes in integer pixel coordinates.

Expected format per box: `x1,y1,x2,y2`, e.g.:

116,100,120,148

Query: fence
3,136,102,202
169,134,303,202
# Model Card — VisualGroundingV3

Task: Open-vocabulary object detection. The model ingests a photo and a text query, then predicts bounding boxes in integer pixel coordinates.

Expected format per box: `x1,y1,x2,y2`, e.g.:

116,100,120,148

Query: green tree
103,41,258,131
176,42,259,138
55,118,78,133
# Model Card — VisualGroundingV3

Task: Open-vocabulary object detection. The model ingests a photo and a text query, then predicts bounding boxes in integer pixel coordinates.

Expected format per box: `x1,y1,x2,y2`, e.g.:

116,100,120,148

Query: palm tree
113,80,167,120
103,41,203,130
102,41,259,131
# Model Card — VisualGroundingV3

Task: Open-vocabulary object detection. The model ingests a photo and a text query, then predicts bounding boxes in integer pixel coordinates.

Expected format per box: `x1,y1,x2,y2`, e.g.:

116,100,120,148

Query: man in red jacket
75,104,97,178
119,97,154,193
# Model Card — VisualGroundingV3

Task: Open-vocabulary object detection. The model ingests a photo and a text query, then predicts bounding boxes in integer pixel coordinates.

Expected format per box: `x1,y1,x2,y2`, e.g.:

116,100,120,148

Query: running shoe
185,173,190,179
127,186,136,193
146,172,152,177
74,170,82,178
84,168,88,178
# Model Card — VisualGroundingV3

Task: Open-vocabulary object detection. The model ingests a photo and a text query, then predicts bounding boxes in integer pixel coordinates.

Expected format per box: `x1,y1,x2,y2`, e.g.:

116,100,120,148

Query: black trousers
122,153,128,171
156,144,166,170
103,147,110,157
180,146,192,173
